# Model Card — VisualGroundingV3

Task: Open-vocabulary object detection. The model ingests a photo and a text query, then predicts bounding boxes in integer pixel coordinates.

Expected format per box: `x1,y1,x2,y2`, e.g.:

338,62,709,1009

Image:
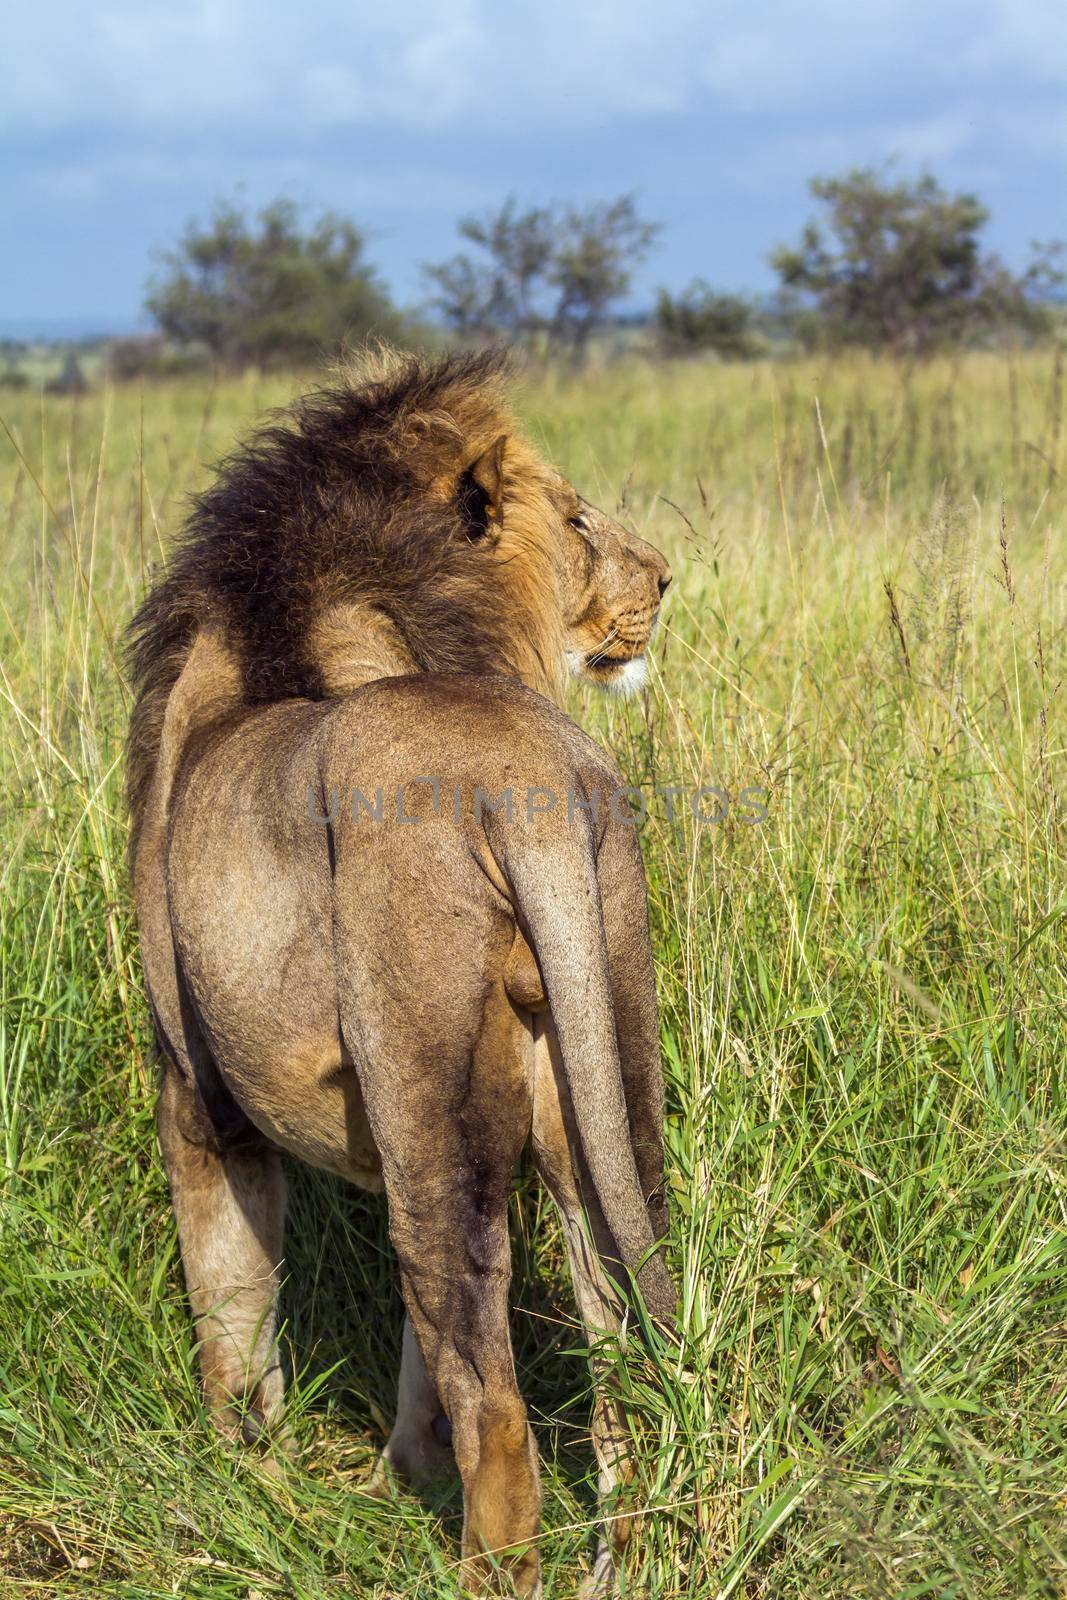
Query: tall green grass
1,351,1064,1596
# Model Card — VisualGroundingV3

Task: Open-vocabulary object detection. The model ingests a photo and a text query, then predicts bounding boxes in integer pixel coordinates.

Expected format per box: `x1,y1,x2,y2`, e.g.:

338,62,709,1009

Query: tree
146,199,400,368
421,252,499,342
655,281,757,358
549,197,660,352
424,199,556,340
424,195,659,352
771,169,1063,352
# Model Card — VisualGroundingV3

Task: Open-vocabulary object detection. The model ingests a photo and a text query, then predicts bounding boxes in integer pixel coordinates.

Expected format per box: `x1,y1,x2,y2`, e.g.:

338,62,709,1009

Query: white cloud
6,0,1057,138
695,0,1065,113
718,111,979,193
8,2,488,132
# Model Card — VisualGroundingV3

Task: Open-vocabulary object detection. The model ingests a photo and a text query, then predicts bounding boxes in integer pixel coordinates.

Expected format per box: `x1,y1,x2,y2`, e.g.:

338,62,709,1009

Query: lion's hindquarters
162,704,373,1177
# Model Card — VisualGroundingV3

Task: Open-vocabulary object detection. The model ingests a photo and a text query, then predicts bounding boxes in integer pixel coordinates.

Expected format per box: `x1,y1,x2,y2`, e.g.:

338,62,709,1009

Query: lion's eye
568,513,586,530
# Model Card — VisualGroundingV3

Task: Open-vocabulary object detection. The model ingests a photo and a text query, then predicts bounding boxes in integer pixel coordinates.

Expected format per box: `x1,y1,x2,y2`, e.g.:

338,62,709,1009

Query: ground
1,350,1064,1596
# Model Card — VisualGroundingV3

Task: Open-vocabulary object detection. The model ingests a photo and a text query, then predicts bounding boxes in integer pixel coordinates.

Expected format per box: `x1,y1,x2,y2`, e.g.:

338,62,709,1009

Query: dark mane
125,345,564,845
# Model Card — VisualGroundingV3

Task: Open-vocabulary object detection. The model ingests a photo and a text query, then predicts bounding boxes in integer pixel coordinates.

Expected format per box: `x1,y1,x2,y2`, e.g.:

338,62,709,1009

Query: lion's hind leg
157,1054,289,1460
342,974,541,1596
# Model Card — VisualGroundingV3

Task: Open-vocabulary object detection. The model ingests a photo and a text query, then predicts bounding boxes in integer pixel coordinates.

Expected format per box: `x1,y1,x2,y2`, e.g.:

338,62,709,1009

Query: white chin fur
570,650,648,695
606,655,648,695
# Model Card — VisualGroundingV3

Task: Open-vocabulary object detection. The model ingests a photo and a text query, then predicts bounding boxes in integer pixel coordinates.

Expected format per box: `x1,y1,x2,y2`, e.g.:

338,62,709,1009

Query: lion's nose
657,567,672,598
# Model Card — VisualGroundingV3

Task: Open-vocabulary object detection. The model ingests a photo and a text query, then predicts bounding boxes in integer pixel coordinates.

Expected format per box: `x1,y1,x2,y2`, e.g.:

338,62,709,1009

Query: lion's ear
459,434,508,540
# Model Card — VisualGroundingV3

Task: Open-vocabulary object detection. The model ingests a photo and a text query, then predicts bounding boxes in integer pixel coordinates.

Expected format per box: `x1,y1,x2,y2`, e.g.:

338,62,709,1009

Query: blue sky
4,0,1065,333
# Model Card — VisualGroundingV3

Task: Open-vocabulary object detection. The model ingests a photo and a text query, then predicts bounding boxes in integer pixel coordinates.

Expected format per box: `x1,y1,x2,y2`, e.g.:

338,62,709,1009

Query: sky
4,0,1065,335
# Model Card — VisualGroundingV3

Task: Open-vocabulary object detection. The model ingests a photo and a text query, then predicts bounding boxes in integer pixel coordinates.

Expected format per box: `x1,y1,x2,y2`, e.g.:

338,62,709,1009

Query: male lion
127,348,674,1598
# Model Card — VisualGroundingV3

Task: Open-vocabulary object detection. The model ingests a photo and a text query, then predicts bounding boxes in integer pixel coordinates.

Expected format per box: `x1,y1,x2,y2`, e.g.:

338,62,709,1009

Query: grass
1,348,1065,1597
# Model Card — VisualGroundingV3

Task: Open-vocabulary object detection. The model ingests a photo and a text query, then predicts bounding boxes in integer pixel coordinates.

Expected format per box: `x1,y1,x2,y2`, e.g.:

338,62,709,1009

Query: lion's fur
126,345,571,853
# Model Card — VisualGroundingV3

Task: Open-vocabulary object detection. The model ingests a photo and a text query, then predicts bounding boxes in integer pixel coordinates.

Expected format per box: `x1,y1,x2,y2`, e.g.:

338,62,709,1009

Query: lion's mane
125,346,567,850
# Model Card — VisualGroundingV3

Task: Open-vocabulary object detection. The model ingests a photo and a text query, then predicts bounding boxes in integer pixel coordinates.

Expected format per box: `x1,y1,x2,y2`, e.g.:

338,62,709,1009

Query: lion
127,347,674,1598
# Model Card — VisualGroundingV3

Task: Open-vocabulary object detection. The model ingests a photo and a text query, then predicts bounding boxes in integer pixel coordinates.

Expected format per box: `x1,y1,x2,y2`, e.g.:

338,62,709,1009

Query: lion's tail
504,828,674,1322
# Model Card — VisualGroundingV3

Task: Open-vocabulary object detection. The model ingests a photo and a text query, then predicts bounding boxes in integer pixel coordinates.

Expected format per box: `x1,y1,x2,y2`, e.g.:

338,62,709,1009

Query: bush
655,282,757,358
105,336,213,383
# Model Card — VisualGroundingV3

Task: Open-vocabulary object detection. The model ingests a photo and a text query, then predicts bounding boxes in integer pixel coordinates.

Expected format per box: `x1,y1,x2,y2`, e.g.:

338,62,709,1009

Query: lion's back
318,672,621,797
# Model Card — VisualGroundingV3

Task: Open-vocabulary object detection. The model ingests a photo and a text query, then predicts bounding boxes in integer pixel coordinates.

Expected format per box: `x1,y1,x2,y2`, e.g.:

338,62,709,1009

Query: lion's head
555,493,672,694
422,420,671,698
126,346,671,836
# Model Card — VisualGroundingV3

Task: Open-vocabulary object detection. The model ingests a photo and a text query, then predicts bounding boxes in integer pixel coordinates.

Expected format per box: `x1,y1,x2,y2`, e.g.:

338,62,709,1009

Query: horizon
5,0,1064,336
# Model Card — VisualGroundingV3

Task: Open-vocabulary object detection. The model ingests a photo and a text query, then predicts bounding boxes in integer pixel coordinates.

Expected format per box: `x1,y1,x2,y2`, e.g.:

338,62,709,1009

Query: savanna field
1,351,1065,1597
